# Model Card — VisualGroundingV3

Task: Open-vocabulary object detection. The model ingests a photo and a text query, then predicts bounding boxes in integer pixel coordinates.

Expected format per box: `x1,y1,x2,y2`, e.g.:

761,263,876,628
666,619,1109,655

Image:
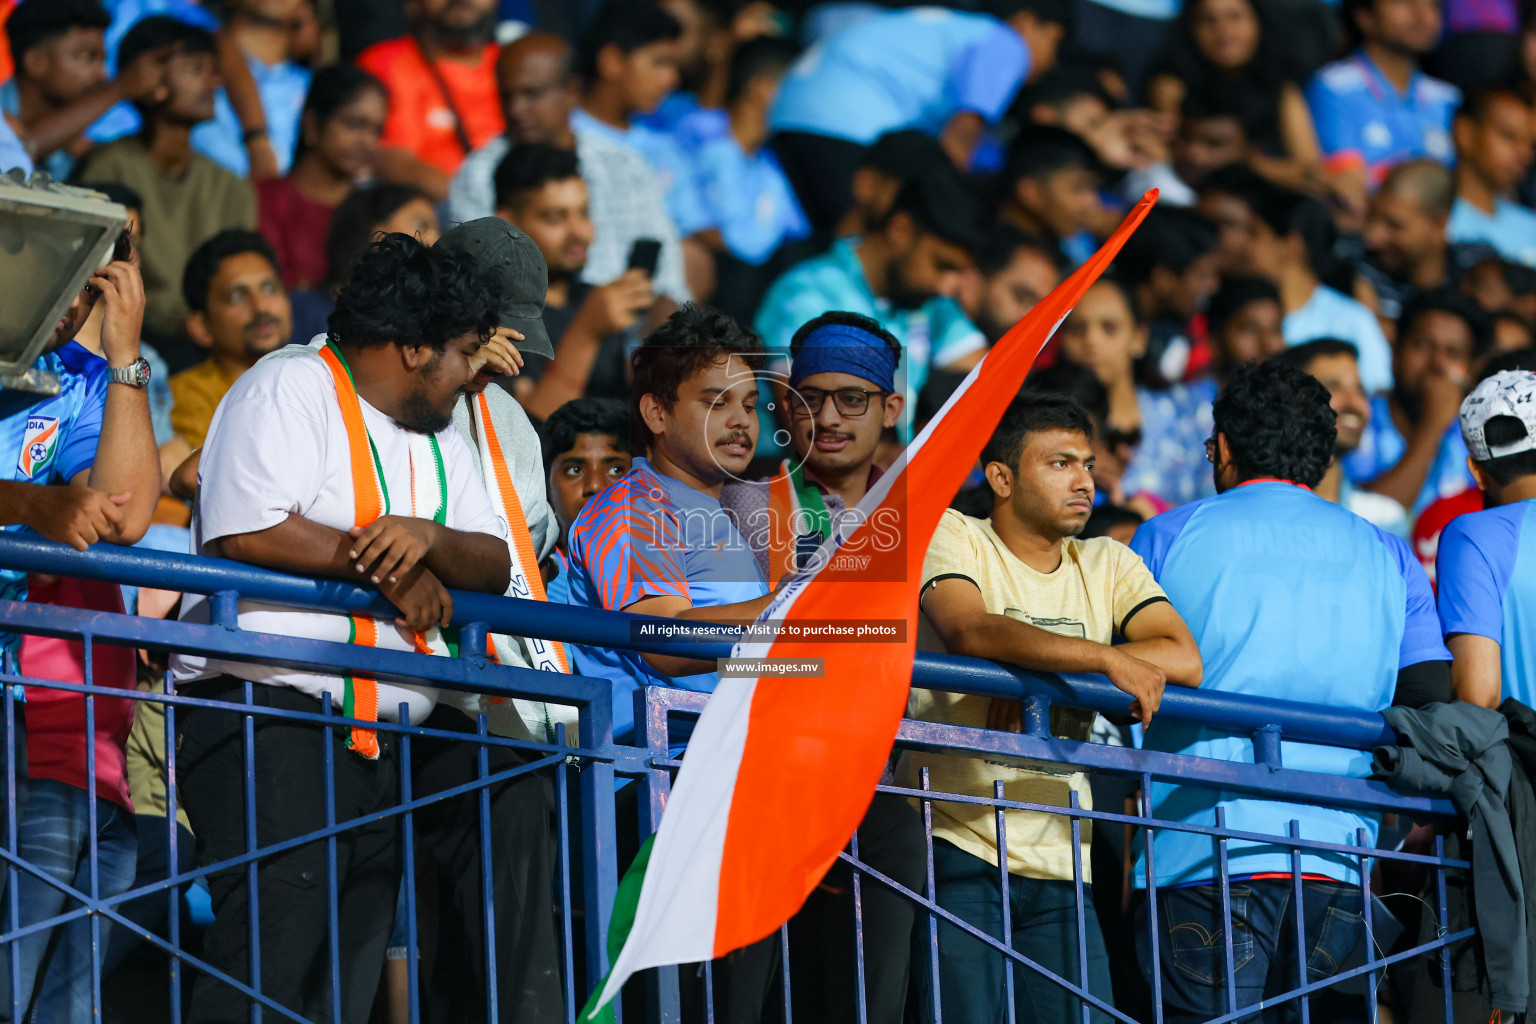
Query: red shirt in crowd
18,576,137,811
257,177,335,291
1412,486,1486,589
355,36,504,177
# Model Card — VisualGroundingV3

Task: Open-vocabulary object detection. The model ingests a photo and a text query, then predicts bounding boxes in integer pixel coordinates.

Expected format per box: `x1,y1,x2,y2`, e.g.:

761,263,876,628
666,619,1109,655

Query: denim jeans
0,778,137,1023
1136,879,1368,1023
916,840,1115,1024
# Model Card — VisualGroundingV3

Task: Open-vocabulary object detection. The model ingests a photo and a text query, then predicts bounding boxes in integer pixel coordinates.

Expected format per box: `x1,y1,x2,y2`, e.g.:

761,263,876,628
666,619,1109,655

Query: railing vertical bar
164,667,182,1024
400,704,420,1024
1434,834,1452,1024
242,678,261,1024
1069,789,1089,1024
920,767,941,1023
993,780,1015,1024
477,712,500,1023
1358,828,1377,1024
555,724,576,1024
779,922,792,1024
1141,774,1164,1024
850,826,868,1024
6,652,20,1024
1289,819,1310,1024
83,635,101,1022
322,695,342,1024
1215,806,1236,1017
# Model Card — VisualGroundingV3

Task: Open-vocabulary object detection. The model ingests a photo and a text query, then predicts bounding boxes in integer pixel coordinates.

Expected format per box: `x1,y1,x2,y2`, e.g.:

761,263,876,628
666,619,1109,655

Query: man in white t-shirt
170,234,513,1024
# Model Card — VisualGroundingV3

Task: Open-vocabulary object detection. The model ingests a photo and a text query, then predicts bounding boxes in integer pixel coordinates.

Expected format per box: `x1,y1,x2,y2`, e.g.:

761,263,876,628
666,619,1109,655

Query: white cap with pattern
1461,369,1536,461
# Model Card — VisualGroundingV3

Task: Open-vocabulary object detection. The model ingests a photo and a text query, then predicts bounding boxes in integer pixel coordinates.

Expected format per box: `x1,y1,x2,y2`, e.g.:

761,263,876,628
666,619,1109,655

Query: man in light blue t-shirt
1343,288,1490,515
1446,88,1536,267
755,165,988,449
768,0,1067,230
1130,360,1451,1021
1437,369,1536,708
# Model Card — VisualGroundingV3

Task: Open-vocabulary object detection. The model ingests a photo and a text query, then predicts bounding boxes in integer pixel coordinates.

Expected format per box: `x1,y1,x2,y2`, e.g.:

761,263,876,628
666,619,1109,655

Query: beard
397,352,456,434
416,6,496,48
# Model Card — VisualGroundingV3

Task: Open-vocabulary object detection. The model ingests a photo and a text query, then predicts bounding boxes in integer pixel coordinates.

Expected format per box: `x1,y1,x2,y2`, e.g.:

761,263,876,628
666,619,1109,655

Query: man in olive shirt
75,17,256,359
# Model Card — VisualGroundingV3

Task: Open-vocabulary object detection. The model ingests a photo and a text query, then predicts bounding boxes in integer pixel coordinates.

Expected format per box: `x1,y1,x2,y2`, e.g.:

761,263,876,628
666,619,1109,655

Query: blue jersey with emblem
1130,481,1449,886
564,458,768,744
1305,53,1460,184
1437,500,1536,706
0,343,109,652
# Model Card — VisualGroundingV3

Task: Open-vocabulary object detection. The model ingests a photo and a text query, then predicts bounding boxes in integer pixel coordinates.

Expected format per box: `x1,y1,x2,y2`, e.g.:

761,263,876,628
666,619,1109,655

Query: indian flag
583,192,1160,1018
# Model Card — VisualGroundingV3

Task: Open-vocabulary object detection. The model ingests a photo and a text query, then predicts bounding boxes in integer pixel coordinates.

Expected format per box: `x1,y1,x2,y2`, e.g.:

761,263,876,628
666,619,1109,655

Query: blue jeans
1136,879,1368,1023
917,840,1114,1024
0,779,137,1023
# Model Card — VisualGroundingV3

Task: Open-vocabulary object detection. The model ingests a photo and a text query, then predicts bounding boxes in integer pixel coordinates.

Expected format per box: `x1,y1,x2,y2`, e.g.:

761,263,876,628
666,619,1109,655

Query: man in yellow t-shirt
898,390,1202,1024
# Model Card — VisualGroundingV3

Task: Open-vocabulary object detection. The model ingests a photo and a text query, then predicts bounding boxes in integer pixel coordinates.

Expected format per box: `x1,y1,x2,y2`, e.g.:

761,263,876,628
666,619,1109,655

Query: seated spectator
1246,182,1394,393
288,182,440,345
1056,277,1214,507
1145,0,1325,193
1305,0,1459,185
257,64,387,291
577,0,707,242
1130,359,1451,1020
1437,368,1536,706
73,16,257,356
841,128,950,239
493,143,654,419
170,234,513,1022
968,225,1063,344
10,575,139,1022
769,0,1068,229
565,304,775,745
447,30,691,305
1203,274,1288,371
1159,90,1256,200
1275,338,1412,536
755,165,987,444
997,125,1107,266
540,396,633,605
1361,158,1499,322
898,391,1201,1024
1,0,168,182
1447,87,1536,267
356,0,503,198
1345,288,1489,514
1194,162,1272,275
672,37,808,268
1493,310,1534,352
1114,205,1221,386
195,0,313,179
718,312,924,1024
159,230,291,509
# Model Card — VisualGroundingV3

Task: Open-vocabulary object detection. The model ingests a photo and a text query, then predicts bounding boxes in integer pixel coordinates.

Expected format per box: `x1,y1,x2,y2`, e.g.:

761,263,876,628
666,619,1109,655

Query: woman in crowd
1146,0,1328,196
256,64,388,292
286,181,440,345
1054,276,1214,510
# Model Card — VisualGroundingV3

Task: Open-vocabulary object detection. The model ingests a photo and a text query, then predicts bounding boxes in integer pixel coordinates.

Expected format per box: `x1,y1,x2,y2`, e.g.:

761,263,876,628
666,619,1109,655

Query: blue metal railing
0,533,1476,1024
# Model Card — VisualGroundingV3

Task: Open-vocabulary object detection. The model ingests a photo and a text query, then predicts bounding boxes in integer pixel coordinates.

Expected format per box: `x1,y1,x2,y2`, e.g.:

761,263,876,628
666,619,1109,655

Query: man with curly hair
169,233,513,1023
1127,359,1452,1022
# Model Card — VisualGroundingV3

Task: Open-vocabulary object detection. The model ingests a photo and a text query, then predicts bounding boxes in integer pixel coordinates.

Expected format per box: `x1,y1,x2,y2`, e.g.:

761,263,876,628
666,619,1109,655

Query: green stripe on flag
580,832,657,1022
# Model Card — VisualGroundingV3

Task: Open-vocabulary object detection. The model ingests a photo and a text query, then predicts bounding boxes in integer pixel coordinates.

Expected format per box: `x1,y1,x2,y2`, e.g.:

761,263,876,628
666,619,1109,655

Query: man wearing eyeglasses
722,311,905,586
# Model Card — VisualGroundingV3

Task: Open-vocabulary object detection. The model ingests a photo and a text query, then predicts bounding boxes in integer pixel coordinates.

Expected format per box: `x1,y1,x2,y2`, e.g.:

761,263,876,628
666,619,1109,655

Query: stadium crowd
5,0,1536,1019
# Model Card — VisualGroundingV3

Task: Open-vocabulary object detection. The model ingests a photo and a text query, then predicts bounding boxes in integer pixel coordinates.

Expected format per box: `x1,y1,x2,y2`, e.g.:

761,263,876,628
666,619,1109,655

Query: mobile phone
626,238,662,278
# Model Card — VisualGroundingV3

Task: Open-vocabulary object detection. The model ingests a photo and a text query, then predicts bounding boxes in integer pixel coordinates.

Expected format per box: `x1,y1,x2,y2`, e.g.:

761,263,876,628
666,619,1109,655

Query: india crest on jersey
17,416,59,478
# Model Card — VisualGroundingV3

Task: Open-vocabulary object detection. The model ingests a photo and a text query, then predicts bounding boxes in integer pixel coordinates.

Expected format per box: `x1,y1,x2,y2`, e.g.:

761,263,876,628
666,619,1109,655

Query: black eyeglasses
1204,435,1217,464
792,387,888,417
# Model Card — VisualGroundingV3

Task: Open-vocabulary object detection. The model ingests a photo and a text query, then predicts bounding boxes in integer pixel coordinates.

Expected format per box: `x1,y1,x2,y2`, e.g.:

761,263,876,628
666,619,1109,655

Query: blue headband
789,322,899,392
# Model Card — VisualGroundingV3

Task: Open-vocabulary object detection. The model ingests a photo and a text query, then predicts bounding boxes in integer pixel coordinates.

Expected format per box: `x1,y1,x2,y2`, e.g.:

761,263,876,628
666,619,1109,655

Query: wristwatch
107,357,151,389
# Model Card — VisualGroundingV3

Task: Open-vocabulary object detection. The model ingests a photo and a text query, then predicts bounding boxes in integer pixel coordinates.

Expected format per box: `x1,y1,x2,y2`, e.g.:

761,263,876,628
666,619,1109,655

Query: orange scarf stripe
764,466,798,591
318,344,382,757
477,393,570,673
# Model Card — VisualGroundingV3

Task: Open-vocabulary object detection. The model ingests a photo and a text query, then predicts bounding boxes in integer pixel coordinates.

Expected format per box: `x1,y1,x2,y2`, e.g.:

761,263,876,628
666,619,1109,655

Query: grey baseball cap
1461,369,1536,460
436,218,554,358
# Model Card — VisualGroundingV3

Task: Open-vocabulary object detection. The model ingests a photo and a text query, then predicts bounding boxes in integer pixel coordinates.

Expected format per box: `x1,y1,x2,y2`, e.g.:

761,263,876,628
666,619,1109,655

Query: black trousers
770,132,868,235
176,677,402,1024
697,792,927,1024
412,705,563,1024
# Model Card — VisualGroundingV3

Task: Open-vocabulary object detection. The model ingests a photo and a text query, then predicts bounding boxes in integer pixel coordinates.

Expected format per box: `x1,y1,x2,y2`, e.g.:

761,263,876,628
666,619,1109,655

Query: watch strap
107,356,150,389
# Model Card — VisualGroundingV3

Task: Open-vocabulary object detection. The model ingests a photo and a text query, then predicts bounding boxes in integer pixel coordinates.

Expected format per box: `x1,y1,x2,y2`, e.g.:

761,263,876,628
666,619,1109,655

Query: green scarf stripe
579,833,656,1022
788,461,834,547
342,614,359,749
429,435,448,525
